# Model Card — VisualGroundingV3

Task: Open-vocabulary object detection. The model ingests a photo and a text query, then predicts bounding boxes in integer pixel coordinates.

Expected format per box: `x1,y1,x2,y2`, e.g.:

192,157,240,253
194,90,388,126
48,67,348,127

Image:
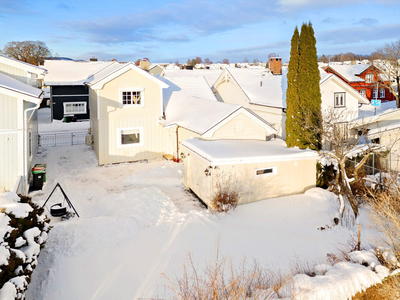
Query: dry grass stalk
210,171,240,213
163,246,295,300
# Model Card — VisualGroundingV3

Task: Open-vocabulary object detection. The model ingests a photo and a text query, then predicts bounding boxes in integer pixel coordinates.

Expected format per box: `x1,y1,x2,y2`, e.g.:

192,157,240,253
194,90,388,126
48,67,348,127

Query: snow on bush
0,192,50,300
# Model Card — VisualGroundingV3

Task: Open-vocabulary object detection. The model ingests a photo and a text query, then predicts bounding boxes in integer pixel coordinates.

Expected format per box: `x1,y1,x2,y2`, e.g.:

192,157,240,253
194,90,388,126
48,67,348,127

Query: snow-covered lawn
38,108,90,133
25,144,376,299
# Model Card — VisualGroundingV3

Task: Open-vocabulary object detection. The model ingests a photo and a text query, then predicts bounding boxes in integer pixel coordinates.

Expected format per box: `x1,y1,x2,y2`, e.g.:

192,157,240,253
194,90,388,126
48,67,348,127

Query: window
63,102,87,114
334,92,346,107
118,127,143,147
359,89,366,97
380,88,385,98
255,167,277,177
365,73,373,83
373,88,378,99
119,88,144,106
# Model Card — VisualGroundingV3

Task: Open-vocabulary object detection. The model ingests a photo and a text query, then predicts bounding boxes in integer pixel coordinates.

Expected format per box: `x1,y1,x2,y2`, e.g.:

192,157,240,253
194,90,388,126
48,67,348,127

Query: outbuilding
180,138,319,207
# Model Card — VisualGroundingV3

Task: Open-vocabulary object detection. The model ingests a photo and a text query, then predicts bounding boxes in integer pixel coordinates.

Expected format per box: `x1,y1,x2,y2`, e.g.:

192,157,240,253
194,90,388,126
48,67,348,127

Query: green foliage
285,26,300,148
286,23,322,150
0,252,25,289
316,163,336,189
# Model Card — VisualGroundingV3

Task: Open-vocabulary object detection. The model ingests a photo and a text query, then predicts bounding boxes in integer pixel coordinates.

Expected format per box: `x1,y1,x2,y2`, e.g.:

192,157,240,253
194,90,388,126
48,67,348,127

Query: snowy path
26,145,369,299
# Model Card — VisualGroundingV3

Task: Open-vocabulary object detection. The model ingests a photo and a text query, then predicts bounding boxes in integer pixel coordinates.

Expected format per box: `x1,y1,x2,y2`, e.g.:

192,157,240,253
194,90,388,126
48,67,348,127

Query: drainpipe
23,103,40,195
176,125,179,161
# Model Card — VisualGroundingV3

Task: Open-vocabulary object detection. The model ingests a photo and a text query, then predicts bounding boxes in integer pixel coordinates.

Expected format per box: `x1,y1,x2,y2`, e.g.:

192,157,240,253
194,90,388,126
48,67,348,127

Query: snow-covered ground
24,143,379,299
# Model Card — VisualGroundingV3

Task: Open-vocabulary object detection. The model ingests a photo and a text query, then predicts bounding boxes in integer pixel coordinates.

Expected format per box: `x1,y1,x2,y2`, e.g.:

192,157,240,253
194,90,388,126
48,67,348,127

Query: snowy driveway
26,145,363,299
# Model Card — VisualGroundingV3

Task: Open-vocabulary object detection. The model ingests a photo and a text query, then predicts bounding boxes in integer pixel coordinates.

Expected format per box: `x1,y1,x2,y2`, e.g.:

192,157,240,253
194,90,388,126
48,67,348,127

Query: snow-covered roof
159,76,275,135
87,62,168,90
0,55,47,75
223,67,349,109
0,72,43,101
162,69,223,88
223,67,287,108
43,60,116,86
357,101,398,121
368,121,400,138
325,64,369,82
159,76,243,134
181,138,319,165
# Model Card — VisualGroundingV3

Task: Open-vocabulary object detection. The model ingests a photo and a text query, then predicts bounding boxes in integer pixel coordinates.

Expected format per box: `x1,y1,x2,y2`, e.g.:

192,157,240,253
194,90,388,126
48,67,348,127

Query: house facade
213,67,369,139
88,63,169,165
324,64,396,102
352,108,400,172
0,55,47,88
0,73,43,195
86,63,278,165
43,60,117,121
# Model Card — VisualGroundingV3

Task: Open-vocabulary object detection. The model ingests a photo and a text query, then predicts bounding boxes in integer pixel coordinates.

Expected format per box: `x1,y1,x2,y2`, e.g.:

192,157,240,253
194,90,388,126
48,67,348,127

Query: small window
119,88,144,106
118,127,143,147
380,88,385,98
334,92,346,107
255,167,276,177
359,89,366,97
63,102,87,115
373,88,378,99
365,73,373,83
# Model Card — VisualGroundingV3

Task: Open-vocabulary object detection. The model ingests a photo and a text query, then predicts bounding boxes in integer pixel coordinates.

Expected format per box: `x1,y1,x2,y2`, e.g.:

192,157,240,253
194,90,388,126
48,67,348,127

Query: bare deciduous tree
2,41,52,66
222,58,229,64
374,39,400,108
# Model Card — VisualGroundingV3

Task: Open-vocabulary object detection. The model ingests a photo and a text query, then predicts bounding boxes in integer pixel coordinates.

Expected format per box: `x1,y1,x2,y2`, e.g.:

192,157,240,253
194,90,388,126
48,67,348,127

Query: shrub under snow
0,192,50,300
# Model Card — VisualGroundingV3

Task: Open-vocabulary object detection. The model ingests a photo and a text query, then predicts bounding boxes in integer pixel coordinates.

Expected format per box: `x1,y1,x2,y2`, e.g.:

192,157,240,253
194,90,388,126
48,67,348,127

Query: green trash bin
32,164,47,183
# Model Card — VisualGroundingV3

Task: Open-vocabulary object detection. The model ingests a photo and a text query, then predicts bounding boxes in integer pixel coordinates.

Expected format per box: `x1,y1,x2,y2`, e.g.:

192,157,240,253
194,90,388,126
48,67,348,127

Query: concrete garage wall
182,145,317,207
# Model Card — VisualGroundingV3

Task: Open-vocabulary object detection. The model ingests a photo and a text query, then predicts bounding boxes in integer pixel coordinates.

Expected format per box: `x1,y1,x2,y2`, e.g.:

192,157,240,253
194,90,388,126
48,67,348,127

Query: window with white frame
119,88,144,106
118,127,143,147
255,166,277,177
63,102,87,114
359,89,366,97
365,73,373,83
373,88,378,99
380,88,385,98
334,92,346,107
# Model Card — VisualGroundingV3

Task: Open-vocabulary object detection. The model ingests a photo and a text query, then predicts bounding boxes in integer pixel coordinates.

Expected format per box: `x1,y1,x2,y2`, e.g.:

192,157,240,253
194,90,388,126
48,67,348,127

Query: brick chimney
269,57,282,75
139,58,150,71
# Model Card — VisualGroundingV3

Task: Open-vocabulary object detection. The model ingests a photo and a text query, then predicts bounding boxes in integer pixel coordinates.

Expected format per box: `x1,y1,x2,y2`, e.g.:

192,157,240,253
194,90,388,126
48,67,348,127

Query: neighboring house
85,63,277,165
149,64,164,76
352,107,400,172
0,73,43,195
87,62,170,165
159,76,277,159
43,60,117,121
0,55,47,88
181,138,319,207
324,64,396,102
213,67,369,138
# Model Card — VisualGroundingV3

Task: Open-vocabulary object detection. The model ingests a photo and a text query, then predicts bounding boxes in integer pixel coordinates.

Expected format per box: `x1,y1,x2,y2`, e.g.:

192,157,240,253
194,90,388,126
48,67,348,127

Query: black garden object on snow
42,183,80,218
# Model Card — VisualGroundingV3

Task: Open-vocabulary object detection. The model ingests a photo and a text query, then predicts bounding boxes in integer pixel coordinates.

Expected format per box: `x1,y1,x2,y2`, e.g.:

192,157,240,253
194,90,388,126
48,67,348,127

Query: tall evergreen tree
285,22,322,150
285,27,300,147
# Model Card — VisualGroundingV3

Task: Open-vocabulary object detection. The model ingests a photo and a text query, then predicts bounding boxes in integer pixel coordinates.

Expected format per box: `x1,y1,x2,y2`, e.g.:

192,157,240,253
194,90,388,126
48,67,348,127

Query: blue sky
0,0,399,63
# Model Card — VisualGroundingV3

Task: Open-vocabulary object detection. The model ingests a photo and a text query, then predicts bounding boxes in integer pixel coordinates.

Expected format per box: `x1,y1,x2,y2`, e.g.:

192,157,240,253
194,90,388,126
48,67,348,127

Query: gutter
23,103,40,195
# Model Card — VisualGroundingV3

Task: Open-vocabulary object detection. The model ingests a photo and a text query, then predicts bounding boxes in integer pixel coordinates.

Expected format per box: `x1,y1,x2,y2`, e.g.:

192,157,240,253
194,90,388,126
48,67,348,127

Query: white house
0,73,43,194
0,55,47,88
213,67,369,138
159,76,277,159
353,105,400,172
